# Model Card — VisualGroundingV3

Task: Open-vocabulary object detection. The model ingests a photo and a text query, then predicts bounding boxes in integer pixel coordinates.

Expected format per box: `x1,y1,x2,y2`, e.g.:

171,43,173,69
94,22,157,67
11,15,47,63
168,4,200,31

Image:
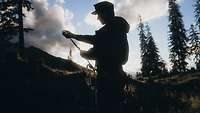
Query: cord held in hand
62,30,75,39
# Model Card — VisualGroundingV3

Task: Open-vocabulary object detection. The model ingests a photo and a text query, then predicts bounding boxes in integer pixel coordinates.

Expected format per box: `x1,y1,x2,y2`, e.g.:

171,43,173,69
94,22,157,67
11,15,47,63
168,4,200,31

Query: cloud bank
24,0,76,57
25,0,182,53
85,0,182,30
116,0,169,28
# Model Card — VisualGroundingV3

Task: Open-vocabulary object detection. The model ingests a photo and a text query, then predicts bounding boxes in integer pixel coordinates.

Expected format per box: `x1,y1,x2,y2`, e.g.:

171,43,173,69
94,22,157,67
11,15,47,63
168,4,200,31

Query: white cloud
56,0,65,4
24,0,76,57
98,0,115,3
85,0,182,30
84,13,102,29
115,0,169,29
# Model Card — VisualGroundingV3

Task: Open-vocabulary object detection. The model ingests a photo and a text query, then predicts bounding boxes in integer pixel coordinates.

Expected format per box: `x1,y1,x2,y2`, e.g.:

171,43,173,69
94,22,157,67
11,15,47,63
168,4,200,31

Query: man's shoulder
95,25,109,34
113,16,127,23
95,16,130,34
111,16,130,33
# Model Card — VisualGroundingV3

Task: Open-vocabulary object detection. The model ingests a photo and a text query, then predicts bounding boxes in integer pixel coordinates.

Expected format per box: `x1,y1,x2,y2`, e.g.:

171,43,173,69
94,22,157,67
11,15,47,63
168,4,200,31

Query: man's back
94,16,130,70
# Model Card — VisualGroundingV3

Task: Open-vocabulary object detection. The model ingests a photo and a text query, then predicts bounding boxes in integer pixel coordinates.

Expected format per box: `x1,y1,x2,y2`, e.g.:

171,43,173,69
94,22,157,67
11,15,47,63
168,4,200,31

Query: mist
24,0,76,57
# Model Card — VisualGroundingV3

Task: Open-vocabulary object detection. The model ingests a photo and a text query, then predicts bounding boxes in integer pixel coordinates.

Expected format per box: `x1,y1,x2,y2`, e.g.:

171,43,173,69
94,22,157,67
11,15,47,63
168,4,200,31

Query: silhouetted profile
63,1,130,113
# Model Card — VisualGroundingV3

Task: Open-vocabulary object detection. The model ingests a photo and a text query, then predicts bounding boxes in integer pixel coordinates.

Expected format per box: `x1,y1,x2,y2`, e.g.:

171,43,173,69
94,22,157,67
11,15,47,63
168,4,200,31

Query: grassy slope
1,45,199,113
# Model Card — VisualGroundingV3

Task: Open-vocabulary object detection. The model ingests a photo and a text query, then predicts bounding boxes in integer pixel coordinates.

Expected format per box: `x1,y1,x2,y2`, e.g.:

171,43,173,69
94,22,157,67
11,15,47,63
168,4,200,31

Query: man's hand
80,50,88,58
62,30,76,39
80,49,96,60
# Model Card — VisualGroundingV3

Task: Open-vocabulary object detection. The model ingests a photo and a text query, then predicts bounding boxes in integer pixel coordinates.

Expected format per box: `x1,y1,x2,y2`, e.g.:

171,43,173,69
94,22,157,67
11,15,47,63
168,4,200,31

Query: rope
70,38,81,50
70,38,96,72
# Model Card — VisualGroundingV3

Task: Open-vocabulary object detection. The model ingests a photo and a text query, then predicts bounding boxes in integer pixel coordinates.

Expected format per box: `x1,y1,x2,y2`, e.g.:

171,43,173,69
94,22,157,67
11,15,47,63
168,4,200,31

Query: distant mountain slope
25,46,92,74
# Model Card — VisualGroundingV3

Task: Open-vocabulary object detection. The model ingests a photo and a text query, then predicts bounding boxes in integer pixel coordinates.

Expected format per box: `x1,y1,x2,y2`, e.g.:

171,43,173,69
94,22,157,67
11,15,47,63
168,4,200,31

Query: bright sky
24,0,194,74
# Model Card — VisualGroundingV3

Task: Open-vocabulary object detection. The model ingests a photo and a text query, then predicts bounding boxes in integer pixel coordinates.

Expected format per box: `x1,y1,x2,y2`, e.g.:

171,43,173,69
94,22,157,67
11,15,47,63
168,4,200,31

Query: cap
91,1,114,15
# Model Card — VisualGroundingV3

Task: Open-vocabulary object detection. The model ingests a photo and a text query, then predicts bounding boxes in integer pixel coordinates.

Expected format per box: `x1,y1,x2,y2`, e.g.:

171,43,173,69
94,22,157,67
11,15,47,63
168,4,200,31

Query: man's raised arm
62,30,95,44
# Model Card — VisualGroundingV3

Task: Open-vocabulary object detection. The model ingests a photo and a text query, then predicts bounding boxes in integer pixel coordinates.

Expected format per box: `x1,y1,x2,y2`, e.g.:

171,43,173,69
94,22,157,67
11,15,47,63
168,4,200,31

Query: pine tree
0,0,33,57
193,0,200,70
0,0,18,42
137,16,149,77
188,25,200,70
194,0,200,30
145,24,162,76
138,15,166,78
168,0,188,73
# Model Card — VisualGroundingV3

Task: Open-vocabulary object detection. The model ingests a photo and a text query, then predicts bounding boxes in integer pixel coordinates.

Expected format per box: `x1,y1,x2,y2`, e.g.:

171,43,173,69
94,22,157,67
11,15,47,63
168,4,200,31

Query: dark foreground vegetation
0,46,199,113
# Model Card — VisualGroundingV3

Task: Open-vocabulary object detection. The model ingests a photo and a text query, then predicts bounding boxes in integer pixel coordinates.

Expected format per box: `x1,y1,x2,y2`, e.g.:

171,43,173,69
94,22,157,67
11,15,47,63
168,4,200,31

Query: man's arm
74,35,95,45
62,30,95,44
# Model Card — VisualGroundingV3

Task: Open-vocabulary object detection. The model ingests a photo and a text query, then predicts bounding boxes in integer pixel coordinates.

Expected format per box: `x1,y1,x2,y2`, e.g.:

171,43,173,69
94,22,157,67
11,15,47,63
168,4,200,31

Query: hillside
0,46,199,113
24,46,93,74
0,46,95,113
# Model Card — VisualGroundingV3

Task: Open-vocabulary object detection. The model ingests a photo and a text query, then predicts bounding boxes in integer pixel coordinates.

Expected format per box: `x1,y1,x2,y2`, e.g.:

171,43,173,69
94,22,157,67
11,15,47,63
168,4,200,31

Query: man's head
92,1,115,24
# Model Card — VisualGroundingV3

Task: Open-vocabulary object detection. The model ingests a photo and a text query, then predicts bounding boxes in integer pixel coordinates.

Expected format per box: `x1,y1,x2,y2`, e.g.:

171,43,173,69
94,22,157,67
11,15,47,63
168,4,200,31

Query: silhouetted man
63,1,130,113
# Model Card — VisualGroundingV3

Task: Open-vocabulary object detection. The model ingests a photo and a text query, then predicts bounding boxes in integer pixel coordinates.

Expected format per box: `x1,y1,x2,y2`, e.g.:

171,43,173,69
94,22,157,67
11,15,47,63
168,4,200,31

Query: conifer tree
0,0,18,42
145,24,162,76
0,0,33,57
188,25,200,70
194,0,200,30
168,0,188,73
138,15,166,78
138,16,149,77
